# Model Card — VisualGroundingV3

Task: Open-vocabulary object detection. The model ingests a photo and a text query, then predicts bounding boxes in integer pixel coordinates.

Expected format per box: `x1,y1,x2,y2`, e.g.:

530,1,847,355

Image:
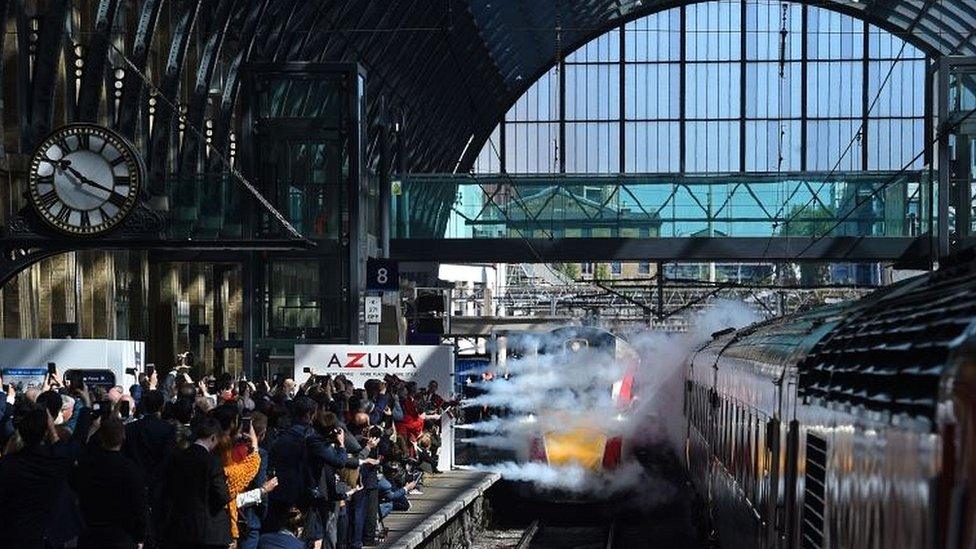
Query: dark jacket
0,396,14,448
368,394,391,426
71,448,148,548
161,443,232,546
269,422,358,507
258,530,305,549
361,437,391,490
123,414,176,496
0,405,92,548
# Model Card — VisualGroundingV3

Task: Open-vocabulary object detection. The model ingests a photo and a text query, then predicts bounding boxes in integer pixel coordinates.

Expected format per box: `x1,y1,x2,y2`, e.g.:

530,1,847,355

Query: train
684,260,976,548
510,326,639,471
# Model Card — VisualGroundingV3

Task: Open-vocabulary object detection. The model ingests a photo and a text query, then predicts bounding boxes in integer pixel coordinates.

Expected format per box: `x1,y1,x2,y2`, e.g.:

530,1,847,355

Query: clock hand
61,163,115,195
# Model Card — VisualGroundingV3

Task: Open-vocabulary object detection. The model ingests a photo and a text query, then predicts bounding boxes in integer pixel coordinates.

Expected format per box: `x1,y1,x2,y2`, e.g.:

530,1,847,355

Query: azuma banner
294,344,453,389
294,344,455,469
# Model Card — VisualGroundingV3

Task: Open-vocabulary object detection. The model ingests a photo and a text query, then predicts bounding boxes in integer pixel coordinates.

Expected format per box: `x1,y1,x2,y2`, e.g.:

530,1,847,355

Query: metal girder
145,0,202,194
114,0,164,139
390,236,930,263
205,0,270,178
0,0,9,158
25,0,69,149
76,0,121,121
0,248,66,289
177,0,238,179
447,280,871,326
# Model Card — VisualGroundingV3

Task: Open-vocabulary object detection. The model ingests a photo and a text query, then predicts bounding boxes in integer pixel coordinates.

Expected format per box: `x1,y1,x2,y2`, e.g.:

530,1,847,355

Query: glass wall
471,0,928,176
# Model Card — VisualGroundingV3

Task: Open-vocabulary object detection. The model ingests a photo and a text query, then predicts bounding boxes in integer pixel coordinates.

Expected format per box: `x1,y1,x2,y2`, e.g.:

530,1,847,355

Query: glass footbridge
390,171,933,263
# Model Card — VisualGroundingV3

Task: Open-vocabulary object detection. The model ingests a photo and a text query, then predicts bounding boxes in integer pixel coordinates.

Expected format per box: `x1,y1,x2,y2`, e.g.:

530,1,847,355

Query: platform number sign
367,258,399,291
365,296,382,324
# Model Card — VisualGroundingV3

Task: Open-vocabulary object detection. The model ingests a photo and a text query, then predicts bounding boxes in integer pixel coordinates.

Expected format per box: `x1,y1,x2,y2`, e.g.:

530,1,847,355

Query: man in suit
71,413,148,548
123,389,176,546
160,416,232,548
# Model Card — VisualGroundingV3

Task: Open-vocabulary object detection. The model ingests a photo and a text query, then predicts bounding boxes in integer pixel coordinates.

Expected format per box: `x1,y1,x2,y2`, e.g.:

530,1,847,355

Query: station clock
27,123,143,236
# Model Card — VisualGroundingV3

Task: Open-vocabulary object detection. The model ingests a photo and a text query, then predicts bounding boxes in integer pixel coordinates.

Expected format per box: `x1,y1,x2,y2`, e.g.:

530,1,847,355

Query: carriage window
802,433,829,548
726,401,734,465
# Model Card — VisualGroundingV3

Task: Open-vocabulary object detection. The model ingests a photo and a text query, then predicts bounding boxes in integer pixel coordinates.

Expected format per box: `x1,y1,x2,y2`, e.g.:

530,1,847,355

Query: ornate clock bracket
0,202,167,287
0,246,66,288
5,202,165,239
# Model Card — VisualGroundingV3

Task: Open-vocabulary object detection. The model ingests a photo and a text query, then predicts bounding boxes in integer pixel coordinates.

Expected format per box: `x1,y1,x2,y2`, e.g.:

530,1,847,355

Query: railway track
517,519,624,549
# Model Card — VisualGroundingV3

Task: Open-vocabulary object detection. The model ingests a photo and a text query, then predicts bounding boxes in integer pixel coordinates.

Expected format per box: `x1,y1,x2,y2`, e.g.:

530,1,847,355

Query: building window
638,261,651,275
581,262,594,275
611,262,622,275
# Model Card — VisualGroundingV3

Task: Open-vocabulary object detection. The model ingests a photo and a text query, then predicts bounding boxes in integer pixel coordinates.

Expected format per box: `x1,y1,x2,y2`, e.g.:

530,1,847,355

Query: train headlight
614,413,626,422
521,414,537,424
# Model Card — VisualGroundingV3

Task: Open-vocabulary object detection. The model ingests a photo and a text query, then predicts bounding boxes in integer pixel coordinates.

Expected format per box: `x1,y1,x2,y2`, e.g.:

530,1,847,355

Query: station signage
365,296,382,324
366,258,399,291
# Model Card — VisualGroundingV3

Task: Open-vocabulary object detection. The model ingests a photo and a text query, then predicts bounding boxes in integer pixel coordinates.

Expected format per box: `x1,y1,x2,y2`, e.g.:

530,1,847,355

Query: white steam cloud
461,299,760,500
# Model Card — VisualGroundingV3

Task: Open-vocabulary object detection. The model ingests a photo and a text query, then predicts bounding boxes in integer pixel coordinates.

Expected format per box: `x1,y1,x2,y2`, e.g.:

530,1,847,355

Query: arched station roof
249,0,974,174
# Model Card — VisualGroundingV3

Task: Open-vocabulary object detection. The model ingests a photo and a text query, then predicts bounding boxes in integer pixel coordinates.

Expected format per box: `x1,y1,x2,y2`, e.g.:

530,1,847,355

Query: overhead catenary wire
757,0,949,281
789,104,976,262
755,10,922,278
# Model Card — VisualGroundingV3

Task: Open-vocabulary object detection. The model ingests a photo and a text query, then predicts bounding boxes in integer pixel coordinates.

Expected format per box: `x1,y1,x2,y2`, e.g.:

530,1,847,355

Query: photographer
349,413,383,547
212,403,262,545
268,397,359,549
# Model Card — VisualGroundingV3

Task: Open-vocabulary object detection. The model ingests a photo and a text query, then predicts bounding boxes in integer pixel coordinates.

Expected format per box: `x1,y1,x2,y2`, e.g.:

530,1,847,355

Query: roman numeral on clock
107,193,128,208
77,133,90,150
109,156,126,168
54,137,72,154
79,211,91,227
38,189,60,209
55,205,72,223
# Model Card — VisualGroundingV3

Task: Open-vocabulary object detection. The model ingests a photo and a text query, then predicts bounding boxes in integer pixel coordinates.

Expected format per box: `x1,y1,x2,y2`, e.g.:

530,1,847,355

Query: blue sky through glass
472,0,927,176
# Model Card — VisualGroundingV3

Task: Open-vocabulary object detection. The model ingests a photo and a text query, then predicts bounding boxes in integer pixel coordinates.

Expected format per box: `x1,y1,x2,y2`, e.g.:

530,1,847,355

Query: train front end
523,327,638,471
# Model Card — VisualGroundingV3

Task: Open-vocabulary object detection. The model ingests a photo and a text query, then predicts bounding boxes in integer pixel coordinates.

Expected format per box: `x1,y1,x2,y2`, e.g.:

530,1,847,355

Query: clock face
28,124,142,236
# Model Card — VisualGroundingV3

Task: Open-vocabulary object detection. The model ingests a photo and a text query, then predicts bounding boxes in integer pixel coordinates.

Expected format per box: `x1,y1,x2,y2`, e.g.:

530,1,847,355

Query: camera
323,426,343,445
367,425,383,439
91,400,113,418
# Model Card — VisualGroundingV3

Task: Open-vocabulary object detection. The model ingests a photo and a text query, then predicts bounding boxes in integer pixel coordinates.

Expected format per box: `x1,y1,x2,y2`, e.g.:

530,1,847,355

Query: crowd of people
0,358,454,549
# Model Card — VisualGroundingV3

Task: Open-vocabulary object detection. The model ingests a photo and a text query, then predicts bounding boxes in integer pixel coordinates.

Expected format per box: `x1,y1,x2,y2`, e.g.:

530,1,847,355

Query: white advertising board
0,339,145,392
294,344,455,469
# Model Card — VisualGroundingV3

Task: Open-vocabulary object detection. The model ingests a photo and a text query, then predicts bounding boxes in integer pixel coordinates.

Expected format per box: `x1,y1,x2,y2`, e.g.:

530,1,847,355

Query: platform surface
378,468,500,549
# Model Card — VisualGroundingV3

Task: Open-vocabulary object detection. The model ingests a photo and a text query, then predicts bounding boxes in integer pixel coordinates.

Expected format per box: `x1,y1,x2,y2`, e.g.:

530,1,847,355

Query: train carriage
684,262,976,548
